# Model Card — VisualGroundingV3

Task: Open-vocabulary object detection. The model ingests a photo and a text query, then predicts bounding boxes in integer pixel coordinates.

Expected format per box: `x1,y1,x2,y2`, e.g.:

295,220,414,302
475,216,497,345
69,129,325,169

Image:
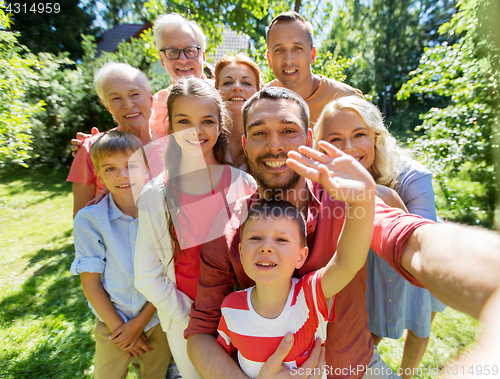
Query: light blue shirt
70,193,160,332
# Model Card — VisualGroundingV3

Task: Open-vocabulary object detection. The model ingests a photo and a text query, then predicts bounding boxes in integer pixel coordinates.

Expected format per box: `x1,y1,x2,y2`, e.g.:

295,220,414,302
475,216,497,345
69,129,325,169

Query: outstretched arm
401,222,500,319
286,140,500,319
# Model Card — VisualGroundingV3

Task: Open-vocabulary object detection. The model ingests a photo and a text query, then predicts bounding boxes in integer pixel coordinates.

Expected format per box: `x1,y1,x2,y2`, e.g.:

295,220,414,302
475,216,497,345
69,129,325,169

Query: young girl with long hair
134,77,257,378
313,95,446,379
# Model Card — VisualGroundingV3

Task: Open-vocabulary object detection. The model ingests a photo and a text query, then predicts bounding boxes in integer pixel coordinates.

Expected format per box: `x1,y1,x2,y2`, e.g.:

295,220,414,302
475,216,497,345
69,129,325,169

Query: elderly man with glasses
149,13,212,137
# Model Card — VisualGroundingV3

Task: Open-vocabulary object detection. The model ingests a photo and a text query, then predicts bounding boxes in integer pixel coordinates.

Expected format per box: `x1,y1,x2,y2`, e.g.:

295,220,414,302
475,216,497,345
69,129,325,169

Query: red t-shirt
186,180,434,378
172,165,232,301
67,133,106,196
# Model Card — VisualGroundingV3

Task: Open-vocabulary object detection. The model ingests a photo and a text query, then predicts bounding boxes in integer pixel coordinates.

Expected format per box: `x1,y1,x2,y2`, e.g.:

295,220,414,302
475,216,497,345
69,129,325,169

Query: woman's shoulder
398,156,432,180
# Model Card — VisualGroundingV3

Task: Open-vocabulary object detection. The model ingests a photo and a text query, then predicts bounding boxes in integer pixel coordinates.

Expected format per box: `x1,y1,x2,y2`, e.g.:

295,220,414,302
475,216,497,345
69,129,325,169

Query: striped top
217,269,336,379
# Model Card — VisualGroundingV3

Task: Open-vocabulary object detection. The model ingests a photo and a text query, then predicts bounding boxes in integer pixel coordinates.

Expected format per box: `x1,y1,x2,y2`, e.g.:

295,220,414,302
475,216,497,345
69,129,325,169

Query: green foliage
143,0,280,55
4,0,97,60
398,0,498,226
322,0,457,122
0,9,44,169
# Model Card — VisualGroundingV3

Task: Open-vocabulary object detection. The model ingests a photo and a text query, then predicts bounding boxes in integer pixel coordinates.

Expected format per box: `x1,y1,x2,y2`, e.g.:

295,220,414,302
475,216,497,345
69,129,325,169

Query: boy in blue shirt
70,130,170,378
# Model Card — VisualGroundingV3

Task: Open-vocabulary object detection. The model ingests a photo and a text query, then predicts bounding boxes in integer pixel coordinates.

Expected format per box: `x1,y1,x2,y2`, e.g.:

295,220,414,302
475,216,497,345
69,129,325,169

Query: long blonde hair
164,77,230,259
313,96,403,188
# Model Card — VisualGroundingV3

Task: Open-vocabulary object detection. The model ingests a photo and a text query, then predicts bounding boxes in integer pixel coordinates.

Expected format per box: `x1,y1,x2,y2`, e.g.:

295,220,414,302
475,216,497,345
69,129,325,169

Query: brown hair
242,86,309,136
266,11,314,49
241,198,307,247
90,130,148,174
214,53,263,91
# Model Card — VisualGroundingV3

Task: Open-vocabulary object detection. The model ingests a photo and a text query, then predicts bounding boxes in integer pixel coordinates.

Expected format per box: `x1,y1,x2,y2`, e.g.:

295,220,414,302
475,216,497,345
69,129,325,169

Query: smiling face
96,151,149,203
101,73,152,137
322,109,376,170
217,63,258,113
170,96,220,164
159,25,205,83
239,216,308,286
266,20,315,93
243,98,311,196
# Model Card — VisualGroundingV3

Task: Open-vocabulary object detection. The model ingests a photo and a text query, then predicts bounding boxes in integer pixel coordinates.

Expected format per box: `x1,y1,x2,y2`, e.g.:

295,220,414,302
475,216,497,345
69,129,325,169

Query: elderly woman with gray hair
67,62,168,217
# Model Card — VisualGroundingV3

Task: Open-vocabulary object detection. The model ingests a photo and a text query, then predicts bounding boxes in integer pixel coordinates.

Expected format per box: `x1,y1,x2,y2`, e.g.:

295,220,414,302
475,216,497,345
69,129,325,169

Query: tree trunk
294,0,302,12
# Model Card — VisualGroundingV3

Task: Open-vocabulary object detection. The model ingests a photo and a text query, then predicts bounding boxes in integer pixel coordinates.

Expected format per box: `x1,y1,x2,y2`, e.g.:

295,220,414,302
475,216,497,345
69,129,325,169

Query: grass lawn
0,168,480,378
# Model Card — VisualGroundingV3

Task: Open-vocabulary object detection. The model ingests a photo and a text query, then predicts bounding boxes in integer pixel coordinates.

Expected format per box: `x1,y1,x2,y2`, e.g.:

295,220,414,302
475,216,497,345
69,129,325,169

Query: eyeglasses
159,46,201,60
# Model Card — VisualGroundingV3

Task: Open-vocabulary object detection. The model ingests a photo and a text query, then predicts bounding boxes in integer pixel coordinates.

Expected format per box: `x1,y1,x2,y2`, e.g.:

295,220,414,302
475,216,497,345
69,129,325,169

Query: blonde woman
313,96,446,379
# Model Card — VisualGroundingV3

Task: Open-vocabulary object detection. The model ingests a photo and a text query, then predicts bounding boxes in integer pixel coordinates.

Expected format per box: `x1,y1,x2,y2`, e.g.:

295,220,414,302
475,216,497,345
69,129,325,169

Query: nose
259,239,273,254
123,96,134,108
232,80,243,92
178,49,189,63
118,166,129,178
343,138,356,153
189,124,204,137
283,49,294,65
265,130,285,154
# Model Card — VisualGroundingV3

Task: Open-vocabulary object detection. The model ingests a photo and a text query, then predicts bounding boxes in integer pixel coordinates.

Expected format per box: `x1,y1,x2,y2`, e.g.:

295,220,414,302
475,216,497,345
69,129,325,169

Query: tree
398,0,499,226
322,0,457,122
4,0,97,60
0,9,44,169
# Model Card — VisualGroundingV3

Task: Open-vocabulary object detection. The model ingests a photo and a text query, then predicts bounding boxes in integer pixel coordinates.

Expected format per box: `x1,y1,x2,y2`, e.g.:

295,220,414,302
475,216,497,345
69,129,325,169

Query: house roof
95,22,250,66
96,22,152,57
208,26,251,65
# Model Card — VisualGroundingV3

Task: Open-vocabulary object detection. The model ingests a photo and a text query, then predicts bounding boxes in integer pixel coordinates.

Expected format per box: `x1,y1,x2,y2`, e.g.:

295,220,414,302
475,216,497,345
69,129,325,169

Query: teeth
257,262,276,267
231,97,245,101
264,161,286,168
125,113,139,118
117,184,131,188
187,140,205,145
178,68,192,71
284,70,296,74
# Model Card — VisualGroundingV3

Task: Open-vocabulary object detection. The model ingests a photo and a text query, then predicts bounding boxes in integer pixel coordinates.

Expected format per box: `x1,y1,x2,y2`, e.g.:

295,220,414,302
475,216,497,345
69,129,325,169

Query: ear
266,50,272,68
296,246,309,269
202,51,206,63
238,242,243,259
100,98,110,112
306,129,313,148
242,135,247,156
95,168,104,183
310,46,316,65
160,53,166,68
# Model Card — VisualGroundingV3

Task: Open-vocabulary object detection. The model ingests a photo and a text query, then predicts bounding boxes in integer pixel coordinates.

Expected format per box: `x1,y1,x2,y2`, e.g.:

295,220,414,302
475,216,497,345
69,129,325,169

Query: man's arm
188,334,249,379
72,182,96,218
187,333,326,379
285,140,500,318
401,222,500,319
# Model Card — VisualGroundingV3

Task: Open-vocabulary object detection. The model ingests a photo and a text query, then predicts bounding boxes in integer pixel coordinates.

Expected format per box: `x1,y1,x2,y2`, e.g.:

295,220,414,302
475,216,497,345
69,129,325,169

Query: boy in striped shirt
217,184,375,378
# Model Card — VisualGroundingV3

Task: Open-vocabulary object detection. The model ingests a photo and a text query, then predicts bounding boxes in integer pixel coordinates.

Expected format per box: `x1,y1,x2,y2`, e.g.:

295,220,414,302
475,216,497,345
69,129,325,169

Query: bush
398,0,497,227
0,9,44,169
